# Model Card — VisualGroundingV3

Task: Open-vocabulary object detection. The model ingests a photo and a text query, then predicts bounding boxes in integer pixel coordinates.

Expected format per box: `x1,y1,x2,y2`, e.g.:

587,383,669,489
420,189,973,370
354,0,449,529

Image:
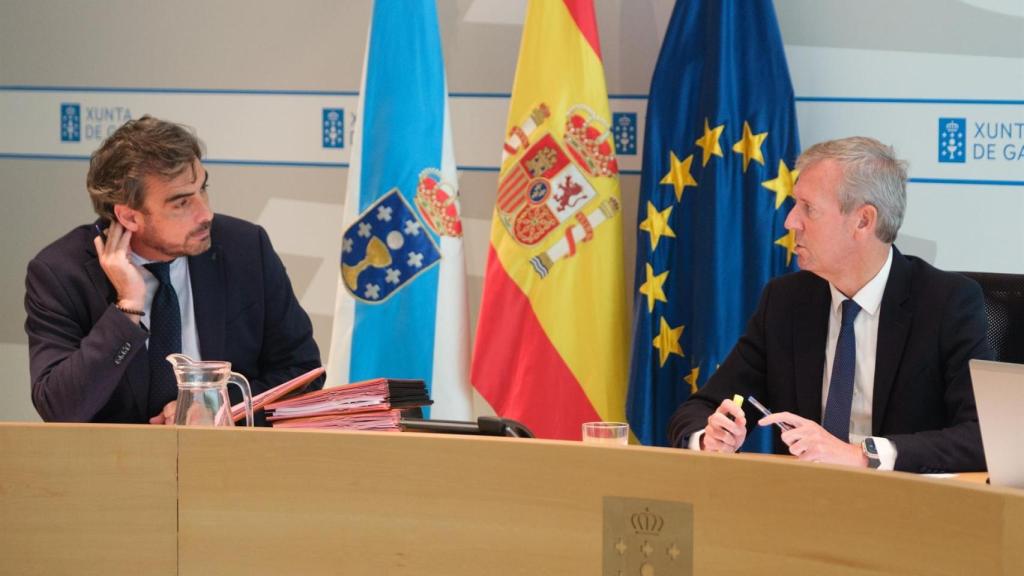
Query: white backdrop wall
0,0,1021,421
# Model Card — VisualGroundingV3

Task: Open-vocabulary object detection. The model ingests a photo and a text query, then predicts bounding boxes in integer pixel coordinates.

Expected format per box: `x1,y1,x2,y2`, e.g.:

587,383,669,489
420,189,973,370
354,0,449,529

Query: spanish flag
471,0,627,440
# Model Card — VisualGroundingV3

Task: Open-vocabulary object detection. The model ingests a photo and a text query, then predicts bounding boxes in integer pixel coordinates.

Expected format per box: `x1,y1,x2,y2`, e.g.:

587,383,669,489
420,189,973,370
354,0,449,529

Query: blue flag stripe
349,0,443,393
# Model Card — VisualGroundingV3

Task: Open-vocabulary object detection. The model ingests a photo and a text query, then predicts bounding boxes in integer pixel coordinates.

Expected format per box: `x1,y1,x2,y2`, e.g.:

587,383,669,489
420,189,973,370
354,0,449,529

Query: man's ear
112,204,142,232
855,204,877,238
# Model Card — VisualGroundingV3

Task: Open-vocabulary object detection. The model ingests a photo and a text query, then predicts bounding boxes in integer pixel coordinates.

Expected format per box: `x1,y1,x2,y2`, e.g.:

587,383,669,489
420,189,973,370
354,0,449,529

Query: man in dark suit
25,116,324,424
667,137,989,473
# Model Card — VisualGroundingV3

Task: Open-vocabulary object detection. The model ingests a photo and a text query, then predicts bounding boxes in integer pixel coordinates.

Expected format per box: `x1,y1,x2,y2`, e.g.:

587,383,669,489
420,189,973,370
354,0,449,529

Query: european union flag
627,0,800,448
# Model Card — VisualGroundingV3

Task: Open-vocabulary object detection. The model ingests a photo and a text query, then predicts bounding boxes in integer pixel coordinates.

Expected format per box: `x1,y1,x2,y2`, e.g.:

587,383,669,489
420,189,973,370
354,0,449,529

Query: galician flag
326,0,473,420
471,0,628,440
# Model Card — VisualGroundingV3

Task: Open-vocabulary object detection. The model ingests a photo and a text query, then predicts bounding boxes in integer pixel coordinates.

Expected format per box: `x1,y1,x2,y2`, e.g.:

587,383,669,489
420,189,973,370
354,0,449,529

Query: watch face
863,438,881,468
865,437,877,453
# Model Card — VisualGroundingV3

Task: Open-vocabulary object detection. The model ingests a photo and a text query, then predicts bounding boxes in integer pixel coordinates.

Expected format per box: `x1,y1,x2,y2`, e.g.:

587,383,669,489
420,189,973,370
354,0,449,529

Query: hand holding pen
746,396,795,431
749,395,866,466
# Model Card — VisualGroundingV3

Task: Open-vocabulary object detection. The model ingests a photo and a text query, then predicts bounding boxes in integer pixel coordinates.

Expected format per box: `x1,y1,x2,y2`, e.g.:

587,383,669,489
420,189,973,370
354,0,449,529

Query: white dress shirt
130,252,201,362
822,247,897,469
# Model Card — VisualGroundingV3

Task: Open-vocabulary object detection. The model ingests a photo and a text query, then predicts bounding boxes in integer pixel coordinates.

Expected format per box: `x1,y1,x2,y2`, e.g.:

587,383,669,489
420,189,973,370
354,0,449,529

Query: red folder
230,366,326,423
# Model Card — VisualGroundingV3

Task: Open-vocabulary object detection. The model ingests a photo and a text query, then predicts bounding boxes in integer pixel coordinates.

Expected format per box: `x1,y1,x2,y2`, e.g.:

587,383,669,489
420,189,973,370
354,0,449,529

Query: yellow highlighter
725,394,745,423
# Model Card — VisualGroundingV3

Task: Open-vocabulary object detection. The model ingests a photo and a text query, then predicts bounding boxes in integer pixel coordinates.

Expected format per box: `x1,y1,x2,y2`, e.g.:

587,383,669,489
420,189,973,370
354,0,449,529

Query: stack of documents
264,378,432,431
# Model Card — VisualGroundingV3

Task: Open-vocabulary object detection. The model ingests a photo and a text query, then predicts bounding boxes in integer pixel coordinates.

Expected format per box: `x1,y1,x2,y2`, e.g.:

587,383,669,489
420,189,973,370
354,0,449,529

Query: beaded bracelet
115,303,146,317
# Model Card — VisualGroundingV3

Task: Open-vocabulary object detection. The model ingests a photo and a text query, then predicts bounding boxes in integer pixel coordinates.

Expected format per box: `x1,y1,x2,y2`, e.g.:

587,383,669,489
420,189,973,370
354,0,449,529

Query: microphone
399,416,534,438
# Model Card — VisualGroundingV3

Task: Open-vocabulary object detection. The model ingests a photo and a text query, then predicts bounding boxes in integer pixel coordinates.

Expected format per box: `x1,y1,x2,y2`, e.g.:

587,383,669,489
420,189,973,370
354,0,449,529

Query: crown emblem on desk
564,105,619,177
630,507,664,535
414,168,463,238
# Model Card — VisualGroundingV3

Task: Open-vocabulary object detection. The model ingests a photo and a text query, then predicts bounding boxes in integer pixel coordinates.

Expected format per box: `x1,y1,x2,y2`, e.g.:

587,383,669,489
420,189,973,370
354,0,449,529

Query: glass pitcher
166,353,254,427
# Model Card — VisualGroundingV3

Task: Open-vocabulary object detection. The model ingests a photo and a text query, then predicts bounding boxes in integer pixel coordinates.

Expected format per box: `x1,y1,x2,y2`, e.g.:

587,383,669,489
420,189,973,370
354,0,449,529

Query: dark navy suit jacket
25,214,324,423
667,248,991,473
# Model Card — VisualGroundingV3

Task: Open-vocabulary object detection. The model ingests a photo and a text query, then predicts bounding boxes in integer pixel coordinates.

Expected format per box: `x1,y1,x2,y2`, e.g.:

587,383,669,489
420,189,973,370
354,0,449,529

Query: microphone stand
399,416,534,438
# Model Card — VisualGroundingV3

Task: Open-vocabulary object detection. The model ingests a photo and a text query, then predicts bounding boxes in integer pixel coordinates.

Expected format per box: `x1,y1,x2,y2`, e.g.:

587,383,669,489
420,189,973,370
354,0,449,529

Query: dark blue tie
144,261,182,416
822,299,861,442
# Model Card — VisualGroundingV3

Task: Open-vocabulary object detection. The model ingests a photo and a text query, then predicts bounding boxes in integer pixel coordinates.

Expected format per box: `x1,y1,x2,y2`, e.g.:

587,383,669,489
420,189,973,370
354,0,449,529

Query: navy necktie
144,261,182,416
822,299,861,442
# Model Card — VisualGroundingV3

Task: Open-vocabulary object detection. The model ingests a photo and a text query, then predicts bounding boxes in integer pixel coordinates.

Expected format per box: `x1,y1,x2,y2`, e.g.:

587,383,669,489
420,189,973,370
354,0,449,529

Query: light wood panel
3,423,1020,575
0,423,177,576
176,427,1024,576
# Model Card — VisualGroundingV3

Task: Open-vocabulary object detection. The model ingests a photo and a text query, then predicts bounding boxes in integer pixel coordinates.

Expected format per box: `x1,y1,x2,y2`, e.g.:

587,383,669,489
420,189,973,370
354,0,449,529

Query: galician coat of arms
498,103,621,278
340,169,462,304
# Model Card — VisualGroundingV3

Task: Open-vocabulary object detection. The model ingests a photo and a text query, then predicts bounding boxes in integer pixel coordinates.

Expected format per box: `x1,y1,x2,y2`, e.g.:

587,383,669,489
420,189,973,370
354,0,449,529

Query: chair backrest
958,272,1024,364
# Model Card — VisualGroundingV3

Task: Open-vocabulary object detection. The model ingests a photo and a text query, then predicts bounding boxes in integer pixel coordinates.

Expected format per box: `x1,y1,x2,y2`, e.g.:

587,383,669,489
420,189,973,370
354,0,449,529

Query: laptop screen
970,359,1024,489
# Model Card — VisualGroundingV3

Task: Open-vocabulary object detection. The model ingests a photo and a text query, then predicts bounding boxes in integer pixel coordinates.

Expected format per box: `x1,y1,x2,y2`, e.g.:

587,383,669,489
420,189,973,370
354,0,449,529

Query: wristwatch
861,437,881,469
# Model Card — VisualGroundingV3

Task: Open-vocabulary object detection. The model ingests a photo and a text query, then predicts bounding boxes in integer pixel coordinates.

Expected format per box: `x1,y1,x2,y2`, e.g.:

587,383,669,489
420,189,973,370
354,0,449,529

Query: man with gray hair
668,136,990,472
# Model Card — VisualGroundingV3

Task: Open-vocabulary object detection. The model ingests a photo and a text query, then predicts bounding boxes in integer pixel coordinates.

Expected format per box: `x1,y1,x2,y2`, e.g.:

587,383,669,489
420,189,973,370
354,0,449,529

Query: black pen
747,395,794,431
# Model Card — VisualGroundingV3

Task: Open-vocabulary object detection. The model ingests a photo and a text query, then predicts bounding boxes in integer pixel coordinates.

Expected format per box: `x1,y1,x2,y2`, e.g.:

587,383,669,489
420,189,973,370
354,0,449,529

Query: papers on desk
231,366,327,423
264,378,431,431
265,410,402,431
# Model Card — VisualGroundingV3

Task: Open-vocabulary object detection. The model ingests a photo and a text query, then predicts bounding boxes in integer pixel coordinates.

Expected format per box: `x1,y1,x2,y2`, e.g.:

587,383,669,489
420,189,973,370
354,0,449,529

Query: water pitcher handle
228,372,254,427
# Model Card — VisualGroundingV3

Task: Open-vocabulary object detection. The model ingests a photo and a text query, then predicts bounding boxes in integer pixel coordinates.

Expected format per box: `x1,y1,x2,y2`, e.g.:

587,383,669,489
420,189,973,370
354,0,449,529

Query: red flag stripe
471,245,601,439
561,0,602,60
498,170,527,197
500,195,526,213
498,173,529,211
498,187,526,209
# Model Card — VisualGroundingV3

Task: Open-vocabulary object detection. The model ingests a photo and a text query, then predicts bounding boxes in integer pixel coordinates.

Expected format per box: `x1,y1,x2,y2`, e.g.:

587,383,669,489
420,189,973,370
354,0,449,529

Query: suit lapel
793,277,830,422
872,249,912,433
189,243,226,362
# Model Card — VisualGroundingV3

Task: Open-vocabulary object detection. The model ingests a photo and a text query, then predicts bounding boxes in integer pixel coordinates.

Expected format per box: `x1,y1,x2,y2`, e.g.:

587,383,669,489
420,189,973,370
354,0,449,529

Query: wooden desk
0,423,177,575
953,471,991,484
2,423,1022,575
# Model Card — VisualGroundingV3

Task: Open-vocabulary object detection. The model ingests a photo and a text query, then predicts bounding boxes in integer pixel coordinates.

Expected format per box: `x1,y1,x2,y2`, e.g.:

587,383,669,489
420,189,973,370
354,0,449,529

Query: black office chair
958,272,1024,364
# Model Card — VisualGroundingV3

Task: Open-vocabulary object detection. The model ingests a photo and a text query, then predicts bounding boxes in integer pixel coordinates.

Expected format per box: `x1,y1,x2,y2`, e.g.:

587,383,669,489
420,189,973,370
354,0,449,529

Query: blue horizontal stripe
796,96,1024,106
447,92,509,99
0,153,91,161
0,85,357,97
2,155,1019,186
607,94,652,100
5,85,1021,105
909,178,1024,187
0,153,349,168
203,159,349,168
1,85,646,100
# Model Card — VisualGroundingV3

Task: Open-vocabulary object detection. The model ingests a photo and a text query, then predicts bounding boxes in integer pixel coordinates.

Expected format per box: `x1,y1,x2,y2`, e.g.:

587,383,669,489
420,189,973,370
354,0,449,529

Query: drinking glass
582,422,629,445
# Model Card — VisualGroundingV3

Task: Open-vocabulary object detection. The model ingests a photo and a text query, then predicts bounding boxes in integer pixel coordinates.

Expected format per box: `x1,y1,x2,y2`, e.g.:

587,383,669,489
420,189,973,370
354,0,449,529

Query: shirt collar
828,246,893,317
129,251,185,275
